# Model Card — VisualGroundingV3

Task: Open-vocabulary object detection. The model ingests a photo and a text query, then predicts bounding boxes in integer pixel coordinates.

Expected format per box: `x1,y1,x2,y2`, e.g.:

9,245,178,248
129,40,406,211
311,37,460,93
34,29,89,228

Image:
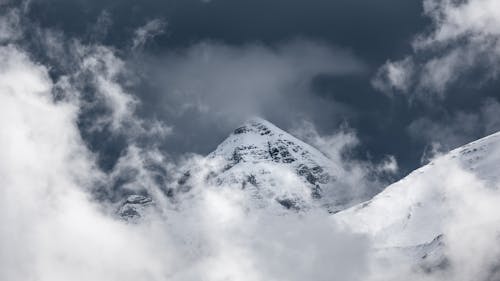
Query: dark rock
177,171,191,185
276,198,301,211
234,126,250,134
311,185,322,199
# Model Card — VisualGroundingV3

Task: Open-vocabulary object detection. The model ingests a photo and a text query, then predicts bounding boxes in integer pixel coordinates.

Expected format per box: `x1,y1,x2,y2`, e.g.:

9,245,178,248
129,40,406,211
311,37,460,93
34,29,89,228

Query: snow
115,119,500,277
333,131,500,248
118,118,500,263
118,117,351,219
199,117,356,212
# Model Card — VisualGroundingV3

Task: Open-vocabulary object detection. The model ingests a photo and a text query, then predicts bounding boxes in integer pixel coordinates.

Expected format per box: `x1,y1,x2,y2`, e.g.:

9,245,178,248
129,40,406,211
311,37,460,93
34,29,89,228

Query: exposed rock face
118,195,153,221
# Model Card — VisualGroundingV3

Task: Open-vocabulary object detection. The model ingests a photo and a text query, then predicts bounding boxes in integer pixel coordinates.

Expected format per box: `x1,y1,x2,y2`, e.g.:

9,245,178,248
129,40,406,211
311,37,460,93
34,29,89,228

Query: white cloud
291,120,398,202
0,45,172,281
417,0,500,46
3,3,500,281
372,57,414,95
40,38,172,138
0,42,371,281
79,44,139,130
374,0,500,97
334,140,500,281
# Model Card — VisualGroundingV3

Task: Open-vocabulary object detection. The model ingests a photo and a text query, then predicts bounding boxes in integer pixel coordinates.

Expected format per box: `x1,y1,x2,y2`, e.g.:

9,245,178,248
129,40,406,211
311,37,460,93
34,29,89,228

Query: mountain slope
334,131,500,248
330,131,500,277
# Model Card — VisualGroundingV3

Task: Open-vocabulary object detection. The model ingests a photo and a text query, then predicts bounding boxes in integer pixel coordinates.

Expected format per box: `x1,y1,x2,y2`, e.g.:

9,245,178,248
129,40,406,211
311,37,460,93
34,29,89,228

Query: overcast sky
5,0,500,177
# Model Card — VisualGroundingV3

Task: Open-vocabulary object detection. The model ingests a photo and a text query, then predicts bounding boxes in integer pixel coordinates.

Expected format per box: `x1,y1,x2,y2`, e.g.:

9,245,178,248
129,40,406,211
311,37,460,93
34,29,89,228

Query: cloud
89,10,113,42
132,19,166,50
291,120,398,202
0,44,171,281
3,2,500,281
408,98,500,153
0,8,21,43
160,185,372,281
333,139,500,281
0,36,375,281
397,159,500,281
162,39,363,115
372,57,414,95
135,39,365,141
373,0,500,97
0,10,374,281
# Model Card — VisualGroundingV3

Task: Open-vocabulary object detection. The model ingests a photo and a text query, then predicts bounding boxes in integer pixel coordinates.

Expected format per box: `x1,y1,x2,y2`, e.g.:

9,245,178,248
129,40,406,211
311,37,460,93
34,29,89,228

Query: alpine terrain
119,118,363,218
334,131,500,275
118,119,500,279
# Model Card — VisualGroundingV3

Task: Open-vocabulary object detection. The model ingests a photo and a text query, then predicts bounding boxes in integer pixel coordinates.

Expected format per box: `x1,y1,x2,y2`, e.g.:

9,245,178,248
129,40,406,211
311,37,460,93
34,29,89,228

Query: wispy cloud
373,0,500,98
132,19,166,51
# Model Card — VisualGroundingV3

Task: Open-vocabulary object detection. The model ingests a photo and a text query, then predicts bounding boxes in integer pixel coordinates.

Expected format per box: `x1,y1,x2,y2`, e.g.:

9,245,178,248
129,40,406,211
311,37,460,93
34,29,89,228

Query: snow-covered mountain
119,119,500,251
335,131,500,246
175,118,361,212
114,118,500,278
333,131,500,274
119,118,361,218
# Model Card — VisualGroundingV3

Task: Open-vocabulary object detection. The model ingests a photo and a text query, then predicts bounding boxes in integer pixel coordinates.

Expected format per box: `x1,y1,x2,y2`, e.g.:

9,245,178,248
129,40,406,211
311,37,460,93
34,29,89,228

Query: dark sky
16,0,500,178
28,0,424,61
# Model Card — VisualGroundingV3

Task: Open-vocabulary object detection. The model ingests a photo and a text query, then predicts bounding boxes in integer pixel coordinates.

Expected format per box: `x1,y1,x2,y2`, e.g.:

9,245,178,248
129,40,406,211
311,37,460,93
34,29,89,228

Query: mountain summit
119,118,359,218
201,117,350,211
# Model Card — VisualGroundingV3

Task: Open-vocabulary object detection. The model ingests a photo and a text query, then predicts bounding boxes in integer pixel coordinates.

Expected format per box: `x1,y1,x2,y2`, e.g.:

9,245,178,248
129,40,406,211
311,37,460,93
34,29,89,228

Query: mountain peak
231,117,283,137
119,118,355,218
210,118,334,168
200,117,356,212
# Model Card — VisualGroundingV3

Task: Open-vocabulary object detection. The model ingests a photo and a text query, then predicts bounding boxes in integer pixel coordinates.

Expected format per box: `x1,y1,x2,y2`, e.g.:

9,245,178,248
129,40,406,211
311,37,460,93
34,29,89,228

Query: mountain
332,131,500,273
175,118,360,212
334,131,500,246
118,118,359,218
115,120,500,277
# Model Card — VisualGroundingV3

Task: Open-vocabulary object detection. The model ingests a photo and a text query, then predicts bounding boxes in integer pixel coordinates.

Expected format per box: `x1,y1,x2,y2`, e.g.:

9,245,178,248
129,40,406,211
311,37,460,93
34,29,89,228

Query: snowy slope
118,118,358,218
334,131,500,248
174,118,361,212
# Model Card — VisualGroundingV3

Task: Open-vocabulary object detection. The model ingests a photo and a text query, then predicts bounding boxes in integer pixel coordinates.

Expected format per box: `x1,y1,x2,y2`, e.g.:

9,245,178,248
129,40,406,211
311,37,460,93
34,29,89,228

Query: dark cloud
10,0,499,178
25,0,425,62
126,39,365,159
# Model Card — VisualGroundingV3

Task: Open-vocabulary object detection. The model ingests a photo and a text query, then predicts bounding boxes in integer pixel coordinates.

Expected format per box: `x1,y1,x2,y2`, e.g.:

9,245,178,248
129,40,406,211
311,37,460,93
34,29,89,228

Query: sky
2,0,500,280
6,0,497,177
0,0,497,178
